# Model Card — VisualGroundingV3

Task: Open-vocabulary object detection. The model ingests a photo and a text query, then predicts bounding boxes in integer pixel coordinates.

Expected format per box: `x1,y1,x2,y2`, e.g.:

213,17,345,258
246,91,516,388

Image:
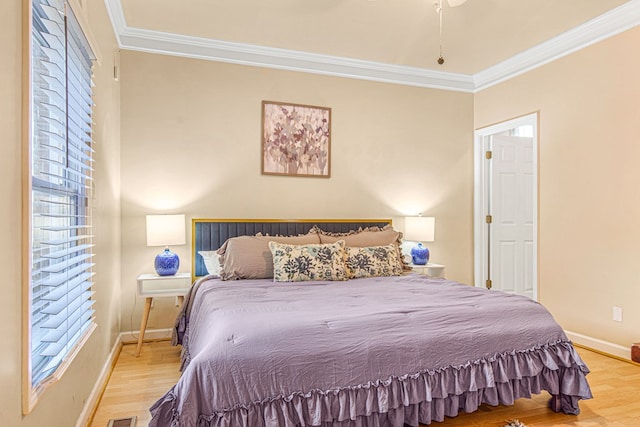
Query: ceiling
109,0,637,91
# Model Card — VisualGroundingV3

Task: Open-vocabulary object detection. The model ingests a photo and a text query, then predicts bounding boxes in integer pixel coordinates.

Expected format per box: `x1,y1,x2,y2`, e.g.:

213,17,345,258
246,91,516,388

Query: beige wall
119,51,475,331
475,27,640,348
0,1,121,426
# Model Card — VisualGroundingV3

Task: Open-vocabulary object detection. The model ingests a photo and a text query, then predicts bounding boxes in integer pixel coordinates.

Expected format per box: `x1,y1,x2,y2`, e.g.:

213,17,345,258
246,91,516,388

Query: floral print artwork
262,101,331,177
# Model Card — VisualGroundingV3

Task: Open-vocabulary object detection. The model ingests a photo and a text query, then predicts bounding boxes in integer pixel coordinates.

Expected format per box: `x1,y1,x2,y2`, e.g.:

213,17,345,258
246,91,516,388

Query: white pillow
198,251,222,276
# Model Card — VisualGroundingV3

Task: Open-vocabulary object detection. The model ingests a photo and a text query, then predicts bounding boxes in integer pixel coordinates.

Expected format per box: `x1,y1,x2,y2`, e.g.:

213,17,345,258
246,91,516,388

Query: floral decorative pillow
268,240,348,282
345,244,404,278
317,224,409,272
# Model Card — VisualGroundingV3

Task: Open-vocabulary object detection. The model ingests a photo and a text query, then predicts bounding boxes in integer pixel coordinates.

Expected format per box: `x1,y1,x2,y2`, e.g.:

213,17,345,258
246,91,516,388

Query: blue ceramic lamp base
155,248,180,276
410,242,430,265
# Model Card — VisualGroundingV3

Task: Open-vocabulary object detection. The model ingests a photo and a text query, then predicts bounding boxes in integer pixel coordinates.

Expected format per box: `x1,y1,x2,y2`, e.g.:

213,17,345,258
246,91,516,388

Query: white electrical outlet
612,306,623,322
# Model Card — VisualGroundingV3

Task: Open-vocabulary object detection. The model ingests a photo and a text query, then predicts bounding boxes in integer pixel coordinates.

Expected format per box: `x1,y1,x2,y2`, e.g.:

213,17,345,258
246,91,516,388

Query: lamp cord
129,288,139,340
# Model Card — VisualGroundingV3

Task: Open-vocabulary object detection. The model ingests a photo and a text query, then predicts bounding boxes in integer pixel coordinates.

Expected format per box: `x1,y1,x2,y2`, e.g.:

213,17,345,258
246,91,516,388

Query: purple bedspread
150,275,592,427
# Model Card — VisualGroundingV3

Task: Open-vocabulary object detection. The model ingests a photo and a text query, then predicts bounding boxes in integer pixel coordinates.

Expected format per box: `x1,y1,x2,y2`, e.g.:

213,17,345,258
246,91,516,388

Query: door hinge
485,150,492,159
485,215,492,224
486,279,492,289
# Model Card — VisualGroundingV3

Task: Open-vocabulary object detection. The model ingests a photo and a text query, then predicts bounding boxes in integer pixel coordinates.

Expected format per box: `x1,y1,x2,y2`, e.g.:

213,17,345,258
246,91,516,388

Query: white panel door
489,134,534,299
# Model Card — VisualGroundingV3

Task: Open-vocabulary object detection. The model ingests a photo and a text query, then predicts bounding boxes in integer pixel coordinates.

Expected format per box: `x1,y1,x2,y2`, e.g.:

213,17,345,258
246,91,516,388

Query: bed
149,219,592,427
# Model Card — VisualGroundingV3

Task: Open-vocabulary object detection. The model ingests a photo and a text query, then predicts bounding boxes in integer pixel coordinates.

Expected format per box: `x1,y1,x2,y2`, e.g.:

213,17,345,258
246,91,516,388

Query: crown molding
103,0,125,46
102,0,473,92
118,25,476,92
474,0,640,91
104,0,640,93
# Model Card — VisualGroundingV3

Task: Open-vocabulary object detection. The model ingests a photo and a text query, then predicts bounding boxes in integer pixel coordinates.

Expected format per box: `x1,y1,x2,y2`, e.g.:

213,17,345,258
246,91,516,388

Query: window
25,0,96,411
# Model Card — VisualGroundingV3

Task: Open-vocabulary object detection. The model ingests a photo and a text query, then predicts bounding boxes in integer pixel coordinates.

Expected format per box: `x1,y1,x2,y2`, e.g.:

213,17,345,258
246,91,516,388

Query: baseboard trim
75,334,124,427
120,328,173,345
565,330,630,360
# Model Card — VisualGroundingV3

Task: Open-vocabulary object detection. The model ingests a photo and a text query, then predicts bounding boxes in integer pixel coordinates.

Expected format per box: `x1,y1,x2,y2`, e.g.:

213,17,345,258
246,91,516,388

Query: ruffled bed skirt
149,340,592,427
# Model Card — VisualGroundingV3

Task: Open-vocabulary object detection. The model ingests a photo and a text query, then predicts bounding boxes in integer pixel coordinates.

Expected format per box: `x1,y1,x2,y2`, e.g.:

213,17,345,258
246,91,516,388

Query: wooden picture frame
261,101,331,177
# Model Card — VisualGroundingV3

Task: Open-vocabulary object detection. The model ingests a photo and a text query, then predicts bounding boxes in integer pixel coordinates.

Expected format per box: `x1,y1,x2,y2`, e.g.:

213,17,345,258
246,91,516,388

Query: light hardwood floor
90,341,640,427
90,341,182,427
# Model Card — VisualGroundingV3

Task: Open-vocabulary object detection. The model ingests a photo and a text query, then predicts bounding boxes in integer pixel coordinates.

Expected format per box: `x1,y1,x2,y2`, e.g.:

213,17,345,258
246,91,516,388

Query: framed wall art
261,101,331,178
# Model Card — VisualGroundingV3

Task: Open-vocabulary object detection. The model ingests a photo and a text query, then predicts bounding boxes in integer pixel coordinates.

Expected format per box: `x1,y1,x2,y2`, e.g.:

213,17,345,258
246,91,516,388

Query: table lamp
146,214,186,276
404,216,435,265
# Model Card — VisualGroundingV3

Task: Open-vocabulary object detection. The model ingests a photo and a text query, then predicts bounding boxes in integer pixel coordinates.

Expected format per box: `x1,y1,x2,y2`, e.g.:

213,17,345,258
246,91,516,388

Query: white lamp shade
146,214,186,247
404,216,435,242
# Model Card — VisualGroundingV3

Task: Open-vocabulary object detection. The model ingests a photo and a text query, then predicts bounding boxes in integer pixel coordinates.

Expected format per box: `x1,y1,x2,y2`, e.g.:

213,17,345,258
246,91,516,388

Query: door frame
473,112,539,300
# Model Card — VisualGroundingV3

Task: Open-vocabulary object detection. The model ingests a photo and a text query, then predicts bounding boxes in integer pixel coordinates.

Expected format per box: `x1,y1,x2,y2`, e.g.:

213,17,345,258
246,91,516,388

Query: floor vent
107,416,137,427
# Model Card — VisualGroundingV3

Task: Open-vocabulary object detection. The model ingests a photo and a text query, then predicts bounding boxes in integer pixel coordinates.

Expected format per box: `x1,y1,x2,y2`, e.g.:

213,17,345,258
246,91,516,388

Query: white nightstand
411,263,445,278
135,272,192,356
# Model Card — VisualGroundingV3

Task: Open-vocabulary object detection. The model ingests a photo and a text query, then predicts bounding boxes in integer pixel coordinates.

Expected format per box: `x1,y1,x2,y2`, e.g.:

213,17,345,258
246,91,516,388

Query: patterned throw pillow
269,240,348,282
345,244,404,278
317,224,409,272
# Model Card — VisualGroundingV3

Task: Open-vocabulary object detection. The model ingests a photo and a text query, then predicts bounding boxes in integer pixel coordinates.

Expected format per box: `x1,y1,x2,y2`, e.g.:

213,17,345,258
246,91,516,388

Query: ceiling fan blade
447,0,469,7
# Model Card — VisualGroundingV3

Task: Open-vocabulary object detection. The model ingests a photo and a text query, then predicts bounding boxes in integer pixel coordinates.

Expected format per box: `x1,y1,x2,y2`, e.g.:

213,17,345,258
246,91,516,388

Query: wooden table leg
135,297,153,357
177,295,184,307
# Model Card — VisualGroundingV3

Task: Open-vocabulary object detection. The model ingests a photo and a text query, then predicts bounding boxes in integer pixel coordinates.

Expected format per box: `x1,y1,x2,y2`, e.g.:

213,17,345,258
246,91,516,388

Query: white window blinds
29,0,96,389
